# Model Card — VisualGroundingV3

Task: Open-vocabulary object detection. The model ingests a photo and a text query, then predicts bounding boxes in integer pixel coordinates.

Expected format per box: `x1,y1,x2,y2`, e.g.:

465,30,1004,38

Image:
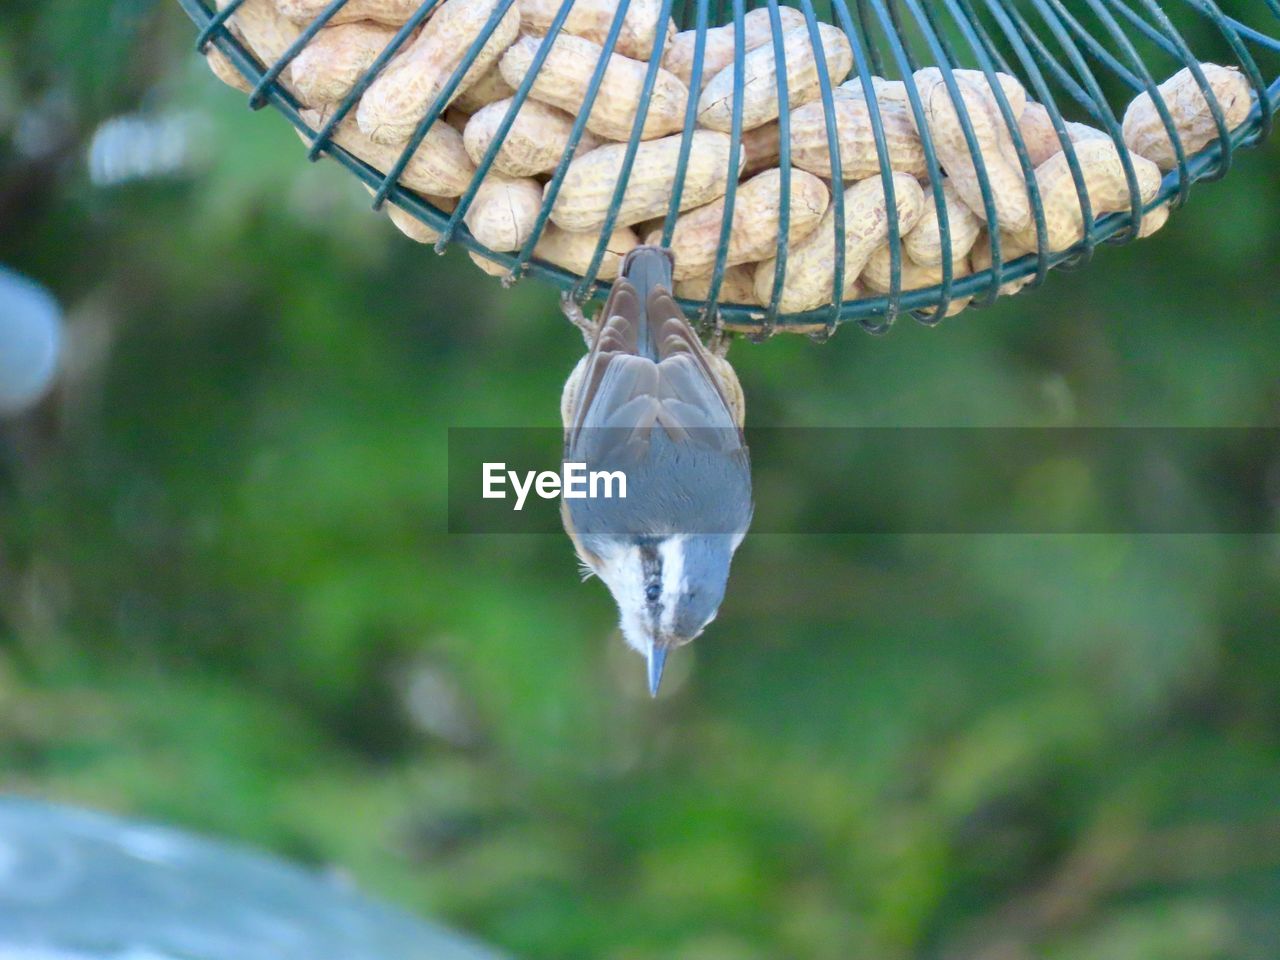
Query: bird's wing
646,287,744,450
567,281,642,438
567,286,744,459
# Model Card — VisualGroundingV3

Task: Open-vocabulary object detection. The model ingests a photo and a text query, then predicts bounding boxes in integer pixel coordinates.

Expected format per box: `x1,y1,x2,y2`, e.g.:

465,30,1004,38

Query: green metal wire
374,1,519,213
657,1,711,250
182,0,1280,337
760,1,797,334
579,0,681,296
505,2,636,298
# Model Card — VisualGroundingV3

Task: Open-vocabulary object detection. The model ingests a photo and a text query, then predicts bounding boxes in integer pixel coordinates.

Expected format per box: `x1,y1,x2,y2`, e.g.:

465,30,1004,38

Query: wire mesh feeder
181,0,1280,339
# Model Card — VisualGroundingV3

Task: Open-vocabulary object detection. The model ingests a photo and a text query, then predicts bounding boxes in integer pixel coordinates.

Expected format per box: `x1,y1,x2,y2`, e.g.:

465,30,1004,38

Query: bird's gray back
566,427,752,537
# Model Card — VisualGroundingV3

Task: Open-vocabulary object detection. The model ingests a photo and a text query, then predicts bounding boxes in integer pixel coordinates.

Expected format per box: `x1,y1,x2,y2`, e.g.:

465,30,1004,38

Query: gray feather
564,246,752,537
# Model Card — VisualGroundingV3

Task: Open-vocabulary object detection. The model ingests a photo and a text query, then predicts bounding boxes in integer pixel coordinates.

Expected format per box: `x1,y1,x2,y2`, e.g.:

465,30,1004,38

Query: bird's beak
647,644,668,697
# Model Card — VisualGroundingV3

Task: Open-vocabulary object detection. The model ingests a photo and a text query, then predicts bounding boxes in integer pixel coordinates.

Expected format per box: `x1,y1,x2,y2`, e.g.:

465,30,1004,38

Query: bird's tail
619,245,675,360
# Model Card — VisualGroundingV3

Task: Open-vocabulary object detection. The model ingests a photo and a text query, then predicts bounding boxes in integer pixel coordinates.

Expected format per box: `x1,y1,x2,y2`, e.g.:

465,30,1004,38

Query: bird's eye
645,583,661,602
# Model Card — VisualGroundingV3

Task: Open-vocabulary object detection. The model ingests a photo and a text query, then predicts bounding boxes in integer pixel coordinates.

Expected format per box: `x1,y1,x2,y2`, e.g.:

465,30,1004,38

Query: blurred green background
3,2,1280,958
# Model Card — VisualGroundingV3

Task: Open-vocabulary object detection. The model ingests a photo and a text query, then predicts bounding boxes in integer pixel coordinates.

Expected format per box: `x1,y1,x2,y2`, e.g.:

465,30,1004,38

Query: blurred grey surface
0,797,507,960
0,267,61,416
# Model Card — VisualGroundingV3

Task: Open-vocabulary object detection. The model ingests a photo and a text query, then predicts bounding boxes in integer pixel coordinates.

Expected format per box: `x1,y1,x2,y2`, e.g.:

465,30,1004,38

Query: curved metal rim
179,0,1280,336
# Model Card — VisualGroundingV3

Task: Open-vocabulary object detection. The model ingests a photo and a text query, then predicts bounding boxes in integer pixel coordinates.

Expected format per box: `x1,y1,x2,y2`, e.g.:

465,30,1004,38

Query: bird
559,246,753,696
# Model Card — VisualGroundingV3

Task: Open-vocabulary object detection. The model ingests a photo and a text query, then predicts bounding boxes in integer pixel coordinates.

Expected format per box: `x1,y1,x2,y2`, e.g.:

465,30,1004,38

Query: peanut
290,21,399,107
708,354,746,429
498,33,688,142
861,243,972,293
933,298,970,318
953,68,1027,119
517,0,675,62
1011,138,1161,252
698,23,853,133
1065,120,1110,143
1017,102,1064,166
206,46,253,93
903,179,982,266
217,0,301,83
469,250,510,277
910,67,1032,234
443,106,469,134
464,97,599,177
453,65,514,113
969,231,1031,296
752,172,924,313
631,216,668,241
549,130,741,232
357,0,521,145
374,190,458,243
664,7,807,90
789,86,926,180
740,121,780,178
675,264,760,306
657,168,829,279
1122,63,1252,170
840,76,907,102
302,106,477,196
277,0,427,27
863,245,973,318
534,224,639,280
1138,200,1171,238
464,172,543,251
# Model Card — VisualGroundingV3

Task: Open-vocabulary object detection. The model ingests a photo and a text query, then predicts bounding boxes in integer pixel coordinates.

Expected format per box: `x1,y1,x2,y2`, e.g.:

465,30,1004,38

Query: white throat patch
591,535,689,655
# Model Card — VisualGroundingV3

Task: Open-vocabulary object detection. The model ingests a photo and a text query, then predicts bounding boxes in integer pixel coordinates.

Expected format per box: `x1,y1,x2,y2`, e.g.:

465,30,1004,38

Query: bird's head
577,531,744,695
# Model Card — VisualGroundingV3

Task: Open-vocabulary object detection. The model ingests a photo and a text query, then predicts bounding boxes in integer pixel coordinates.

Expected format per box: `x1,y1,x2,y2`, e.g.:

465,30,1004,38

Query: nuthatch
560,246,752,696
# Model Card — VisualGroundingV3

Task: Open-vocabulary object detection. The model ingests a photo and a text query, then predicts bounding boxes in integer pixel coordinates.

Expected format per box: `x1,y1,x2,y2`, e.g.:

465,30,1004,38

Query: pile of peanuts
207,0,1255,319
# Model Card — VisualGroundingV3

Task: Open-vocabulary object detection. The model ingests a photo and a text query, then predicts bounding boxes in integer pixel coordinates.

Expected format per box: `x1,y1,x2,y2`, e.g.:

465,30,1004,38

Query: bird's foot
706,318,733,359
560,292,597,348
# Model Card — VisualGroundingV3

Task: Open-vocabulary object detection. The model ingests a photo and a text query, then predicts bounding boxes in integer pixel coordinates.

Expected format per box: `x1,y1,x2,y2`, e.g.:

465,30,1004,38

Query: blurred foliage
2,2,1280,959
